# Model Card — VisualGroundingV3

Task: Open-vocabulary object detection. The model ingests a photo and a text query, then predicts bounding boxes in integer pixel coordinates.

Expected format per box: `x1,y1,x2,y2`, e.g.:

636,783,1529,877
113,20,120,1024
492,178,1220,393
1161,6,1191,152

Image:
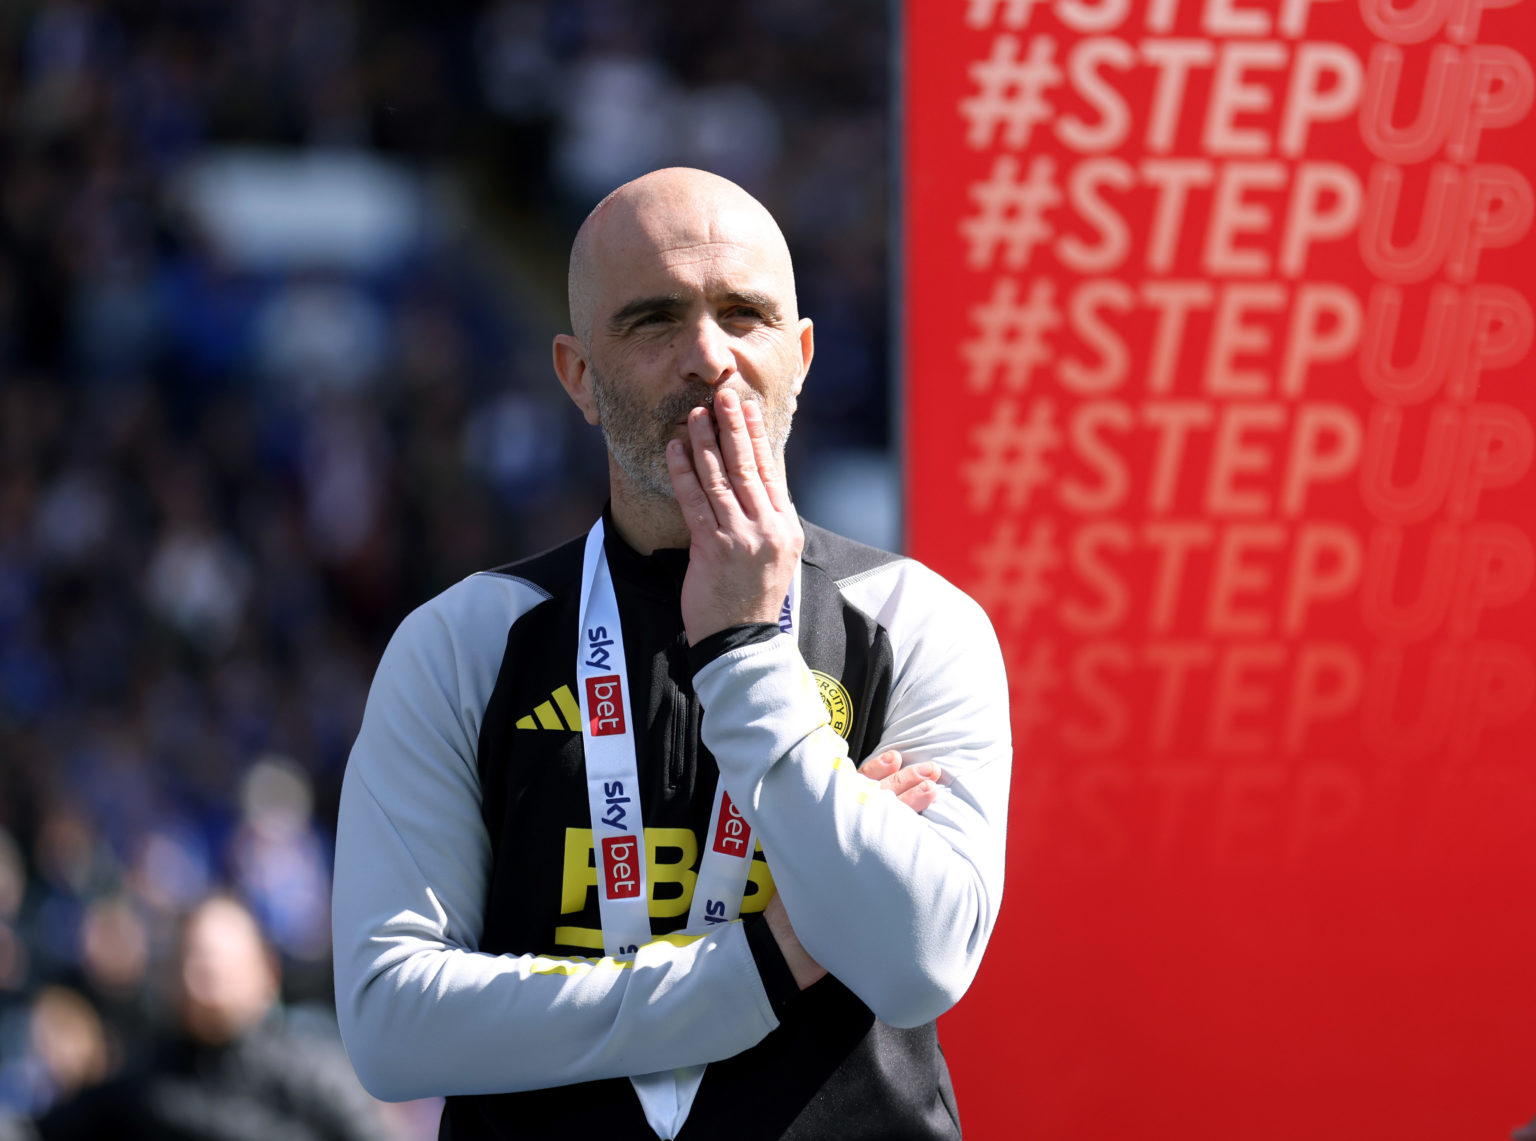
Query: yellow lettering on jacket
556,827,779,949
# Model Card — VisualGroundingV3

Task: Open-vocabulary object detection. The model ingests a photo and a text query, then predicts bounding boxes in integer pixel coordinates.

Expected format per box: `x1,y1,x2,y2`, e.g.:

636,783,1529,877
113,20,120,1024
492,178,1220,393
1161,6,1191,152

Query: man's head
553,168,814,504
175,894,279,1046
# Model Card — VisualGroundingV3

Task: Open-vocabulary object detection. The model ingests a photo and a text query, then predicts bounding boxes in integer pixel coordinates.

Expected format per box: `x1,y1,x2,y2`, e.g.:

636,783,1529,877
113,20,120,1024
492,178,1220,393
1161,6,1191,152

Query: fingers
742,397,792,513
897,783,938,812
675,408,740,537
666,437,720,535
882,761,942,799
676,388,785,531
857,749,902,779
857,750,944,814
713,389,772,519
684,398,757,532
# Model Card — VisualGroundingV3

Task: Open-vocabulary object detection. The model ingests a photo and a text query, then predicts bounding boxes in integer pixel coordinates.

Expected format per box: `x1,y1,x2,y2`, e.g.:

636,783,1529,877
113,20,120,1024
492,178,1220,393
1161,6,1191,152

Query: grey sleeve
332,575,779,1101
693,560,1011,1028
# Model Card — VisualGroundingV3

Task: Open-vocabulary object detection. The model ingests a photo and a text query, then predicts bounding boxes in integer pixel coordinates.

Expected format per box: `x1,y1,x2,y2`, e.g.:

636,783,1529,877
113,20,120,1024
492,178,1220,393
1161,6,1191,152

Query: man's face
570,192,813,502
177,898,278,1045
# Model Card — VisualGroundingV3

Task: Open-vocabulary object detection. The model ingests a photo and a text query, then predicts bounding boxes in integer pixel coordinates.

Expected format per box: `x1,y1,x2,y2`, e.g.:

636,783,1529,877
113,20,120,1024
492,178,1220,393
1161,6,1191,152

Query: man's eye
729,308,765,322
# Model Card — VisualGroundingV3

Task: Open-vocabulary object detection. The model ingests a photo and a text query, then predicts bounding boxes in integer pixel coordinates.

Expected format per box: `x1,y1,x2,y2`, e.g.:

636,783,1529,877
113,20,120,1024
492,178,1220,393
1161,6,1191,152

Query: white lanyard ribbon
576,518,799,1139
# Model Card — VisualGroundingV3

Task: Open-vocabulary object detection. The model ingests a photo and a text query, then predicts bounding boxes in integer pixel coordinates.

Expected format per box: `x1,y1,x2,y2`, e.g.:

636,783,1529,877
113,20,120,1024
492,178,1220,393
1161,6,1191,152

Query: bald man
333,168,1011,1140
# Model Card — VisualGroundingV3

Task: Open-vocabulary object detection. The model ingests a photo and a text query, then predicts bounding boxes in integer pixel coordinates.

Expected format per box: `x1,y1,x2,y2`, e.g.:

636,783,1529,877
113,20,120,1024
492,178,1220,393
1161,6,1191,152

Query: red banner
903,2,1536,1137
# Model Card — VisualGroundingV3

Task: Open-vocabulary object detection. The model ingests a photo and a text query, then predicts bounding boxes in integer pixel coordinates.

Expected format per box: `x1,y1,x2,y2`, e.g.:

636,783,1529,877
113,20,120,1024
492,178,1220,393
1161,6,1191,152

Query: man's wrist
687,623,779,672
742,913,802,1011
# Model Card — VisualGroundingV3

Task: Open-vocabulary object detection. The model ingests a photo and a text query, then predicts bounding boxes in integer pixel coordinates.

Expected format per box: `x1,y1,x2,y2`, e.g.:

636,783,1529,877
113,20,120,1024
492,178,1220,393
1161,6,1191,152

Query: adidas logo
515,684,582,731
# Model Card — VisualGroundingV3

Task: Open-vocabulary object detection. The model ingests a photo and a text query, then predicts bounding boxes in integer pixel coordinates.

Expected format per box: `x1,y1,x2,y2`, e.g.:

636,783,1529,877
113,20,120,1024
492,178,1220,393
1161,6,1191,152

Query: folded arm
331,580,781,1102
692,583,1011,1029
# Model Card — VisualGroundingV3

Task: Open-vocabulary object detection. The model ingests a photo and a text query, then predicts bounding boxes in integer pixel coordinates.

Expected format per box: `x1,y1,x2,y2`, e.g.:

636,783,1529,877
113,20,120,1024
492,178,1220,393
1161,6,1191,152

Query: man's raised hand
666,387,803,646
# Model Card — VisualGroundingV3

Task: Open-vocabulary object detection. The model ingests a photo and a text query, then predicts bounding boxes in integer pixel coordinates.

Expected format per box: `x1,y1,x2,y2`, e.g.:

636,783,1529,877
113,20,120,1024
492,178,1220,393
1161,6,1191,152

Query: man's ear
792,318,814,398
553,334,600,426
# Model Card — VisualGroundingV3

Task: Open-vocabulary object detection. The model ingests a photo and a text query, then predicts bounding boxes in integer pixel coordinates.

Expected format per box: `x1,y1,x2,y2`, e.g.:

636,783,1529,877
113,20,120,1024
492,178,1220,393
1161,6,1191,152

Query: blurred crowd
0,0,893,1134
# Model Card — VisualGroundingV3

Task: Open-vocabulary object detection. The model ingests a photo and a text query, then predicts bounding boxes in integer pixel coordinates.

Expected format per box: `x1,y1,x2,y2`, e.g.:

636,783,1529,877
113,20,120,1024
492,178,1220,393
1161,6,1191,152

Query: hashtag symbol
960,155,1061,271
962,398,1061,513
1005,638,1060,744
965,0,1042,28
962,277,1061,393
959,36,1061,150
971,518,1061,630
964,399,1062,509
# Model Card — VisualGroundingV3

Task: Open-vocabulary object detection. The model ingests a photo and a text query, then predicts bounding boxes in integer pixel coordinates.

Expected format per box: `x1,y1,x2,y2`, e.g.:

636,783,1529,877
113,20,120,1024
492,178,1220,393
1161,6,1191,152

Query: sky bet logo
712,791,752,858
585,675,626,736
601,780,631,831
601,835,640,900
584,625,614,669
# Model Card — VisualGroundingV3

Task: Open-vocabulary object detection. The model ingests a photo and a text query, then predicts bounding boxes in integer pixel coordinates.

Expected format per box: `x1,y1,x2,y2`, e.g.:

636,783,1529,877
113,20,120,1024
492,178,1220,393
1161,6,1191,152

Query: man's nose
676,314,736,386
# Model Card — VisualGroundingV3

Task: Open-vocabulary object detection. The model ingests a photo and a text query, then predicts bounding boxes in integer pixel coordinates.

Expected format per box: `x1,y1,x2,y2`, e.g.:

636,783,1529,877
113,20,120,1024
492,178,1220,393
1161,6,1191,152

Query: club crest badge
811,671,853,739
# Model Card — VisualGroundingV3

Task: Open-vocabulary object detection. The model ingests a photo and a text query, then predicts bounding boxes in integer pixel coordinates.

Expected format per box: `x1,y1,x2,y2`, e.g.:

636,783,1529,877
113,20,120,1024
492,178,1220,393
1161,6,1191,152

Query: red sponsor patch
601,835,641,900
712,791,752,857
585,675,626,736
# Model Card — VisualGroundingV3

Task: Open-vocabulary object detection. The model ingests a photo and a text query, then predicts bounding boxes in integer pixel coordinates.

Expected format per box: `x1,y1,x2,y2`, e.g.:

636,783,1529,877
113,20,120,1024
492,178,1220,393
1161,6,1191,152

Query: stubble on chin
592,379,687,501
591,374,794,502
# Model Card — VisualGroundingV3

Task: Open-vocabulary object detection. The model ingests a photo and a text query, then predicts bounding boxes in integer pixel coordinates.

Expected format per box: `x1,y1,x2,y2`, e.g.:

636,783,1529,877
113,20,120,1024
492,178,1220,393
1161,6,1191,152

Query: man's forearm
693,596,1011,1028
333,765,780,1099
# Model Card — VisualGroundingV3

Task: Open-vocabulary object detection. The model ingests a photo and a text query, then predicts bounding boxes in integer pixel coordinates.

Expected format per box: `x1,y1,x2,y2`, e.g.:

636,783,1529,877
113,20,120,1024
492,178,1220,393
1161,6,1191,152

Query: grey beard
592,377,792,502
